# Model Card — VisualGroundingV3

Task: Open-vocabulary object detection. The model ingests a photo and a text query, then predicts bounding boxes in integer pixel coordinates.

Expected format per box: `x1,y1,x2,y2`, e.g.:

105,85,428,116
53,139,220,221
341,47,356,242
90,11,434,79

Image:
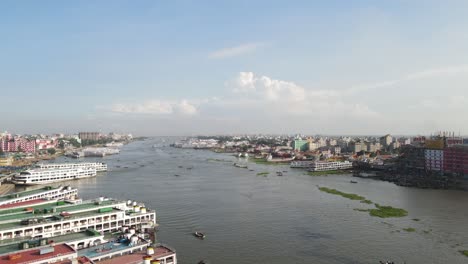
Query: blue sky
1,1,468,135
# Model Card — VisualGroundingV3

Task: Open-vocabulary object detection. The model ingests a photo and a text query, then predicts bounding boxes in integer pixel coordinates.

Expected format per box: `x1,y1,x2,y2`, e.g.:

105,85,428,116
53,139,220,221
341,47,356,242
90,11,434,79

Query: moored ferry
12,167,97,185
37,162,108,172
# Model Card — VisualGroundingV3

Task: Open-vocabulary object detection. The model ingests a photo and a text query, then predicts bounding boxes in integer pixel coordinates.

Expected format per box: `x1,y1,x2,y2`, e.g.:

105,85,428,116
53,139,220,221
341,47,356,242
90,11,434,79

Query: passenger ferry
37,162,108,172
12,167,97,185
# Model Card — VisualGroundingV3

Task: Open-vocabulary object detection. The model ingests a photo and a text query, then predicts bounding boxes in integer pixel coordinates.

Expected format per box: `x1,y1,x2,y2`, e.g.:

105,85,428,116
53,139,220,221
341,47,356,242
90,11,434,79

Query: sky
1,1,468,136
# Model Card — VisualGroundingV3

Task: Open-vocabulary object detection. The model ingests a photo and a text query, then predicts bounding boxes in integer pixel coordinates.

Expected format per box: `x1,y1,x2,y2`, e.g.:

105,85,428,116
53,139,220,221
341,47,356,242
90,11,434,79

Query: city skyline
2,1,468,135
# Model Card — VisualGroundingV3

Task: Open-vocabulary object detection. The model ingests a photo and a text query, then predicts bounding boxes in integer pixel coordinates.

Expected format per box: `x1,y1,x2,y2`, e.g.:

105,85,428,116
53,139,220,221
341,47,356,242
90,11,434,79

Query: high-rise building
78,132,100,141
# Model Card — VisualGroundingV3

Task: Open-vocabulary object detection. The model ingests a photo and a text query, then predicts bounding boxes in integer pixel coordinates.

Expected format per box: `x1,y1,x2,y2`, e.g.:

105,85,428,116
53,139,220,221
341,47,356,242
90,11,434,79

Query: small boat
194,231,205,239
174,174,180,177
233,163,248,169
350,180,358,184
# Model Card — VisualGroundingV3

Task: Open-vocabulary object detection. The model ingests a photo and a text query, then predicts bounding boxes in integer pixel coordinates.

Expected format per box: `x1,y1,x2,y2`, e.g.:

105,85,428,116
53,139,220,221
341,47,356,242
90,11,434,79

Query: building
425,149,444,172
291,140,309,152
78,133,100,142
36,139,57,150
0,135,36,153
309,161,353,171
443,145,468,177
398,145,425,171
349,142,366,153
380,134,393,148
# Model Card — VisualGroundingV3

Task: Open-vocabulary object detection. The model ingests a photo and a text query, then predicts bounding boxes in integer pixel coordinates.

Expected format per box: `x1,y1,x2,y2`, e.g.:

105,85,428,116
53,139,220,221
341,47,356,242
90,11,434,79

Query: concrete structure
425,149,443,172
443,145,468,177
78,133,100,142
35,139,57,150
291,140,309,152
380,134,393,148
0,135,36,153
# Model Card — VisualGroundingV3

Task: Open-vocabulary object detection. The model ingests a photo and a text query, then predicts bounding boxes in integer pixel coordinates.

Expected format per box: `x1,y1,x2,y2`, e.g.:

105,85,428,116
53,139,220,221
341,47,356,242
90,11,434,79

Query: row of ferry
12,162,108,186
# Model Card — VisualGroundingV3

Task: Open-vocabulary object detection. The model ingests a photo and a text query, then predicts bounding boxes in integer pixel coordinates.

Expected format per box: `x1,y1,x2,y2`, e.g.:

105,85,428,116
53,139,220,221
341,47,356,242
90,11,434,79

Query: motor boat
194,231,205,239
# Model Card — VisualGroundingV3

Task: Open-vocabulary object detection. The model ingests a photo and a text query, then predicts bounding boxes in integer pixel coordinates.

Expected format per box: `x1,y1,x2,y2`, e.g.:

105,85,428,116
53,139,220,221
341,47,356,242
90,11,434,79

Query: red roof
0,244,76,264
0,199,47,209
95,246,174,264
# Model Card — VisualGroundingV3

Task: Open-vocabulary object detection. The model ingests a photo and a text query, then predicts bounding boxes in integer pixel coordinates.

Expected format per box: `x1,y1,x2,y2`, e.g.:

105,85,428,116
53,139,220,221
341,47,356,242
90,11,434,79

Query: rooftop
95,245,175,264
0,230,101,255
0,186,58,202
0,243,76,264
0,202,124,231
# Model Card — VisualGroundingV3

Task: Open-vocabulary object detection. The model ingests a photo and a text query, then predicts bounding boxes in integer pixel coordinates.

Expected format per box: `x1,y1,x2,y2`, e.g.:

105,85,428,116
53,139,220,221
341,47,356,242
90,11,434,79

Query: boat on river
194,231,205,239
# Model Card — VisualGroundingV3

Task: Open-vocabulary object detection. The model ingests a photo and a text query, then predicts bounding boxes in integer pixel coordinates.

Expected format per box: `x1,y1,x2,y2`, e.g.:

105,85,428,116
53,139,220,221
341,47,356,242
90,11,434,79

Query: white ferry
12,167,97,185
37,162,108,172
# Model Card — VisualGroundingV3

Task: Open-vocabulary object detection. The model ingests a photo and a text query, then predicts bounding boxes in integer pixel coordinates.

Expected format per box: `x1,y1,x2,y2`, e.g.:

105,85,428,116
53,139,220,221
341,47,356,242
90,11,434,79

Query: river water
16,138,468,264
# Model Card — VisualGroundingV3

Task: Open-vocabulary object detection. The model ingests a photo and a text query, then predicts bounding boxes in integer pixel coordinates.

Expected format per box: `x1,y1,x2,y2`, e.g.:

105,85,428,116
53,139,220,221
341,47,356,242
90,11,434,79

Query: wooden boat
194,231,205,239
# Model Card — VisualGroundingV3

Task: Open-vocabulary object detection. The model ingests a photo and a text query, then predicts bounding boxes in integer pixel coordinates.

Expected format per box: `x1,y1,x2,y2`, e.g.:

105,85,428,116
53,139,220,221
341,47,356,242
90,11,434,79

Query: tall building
443,145,468,177
291,139,309,151
78,132,100,141
380,134,393,147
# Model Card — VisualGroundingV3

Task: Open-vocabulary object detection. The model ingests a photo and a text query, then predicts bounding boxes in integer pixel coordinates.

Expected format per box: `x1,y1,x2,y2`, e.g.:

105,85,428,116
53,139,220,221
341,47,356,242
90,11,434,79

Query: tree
47,148,56,155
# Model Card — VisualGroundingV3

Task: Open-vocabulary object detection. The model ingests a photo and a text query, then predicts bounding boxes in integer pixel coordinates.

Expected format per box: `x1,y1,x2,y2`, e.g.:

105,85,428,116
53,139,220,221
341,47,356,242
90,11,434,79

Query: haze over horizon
2,1,468,136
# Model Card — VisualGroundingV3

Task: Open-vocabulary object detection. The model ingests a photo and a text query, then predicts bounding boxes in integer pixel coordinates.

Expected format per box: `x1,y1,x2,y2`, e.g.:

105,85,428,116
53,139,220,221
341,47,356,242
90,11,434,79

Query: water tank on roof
147,247,154,255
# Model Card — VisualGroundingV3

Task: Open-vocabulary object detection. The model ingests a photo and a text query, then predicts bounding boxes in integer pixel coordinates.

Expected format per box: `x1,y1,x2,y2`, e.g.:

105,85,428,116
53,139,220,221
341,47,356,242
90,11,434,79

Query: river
15,138,468,264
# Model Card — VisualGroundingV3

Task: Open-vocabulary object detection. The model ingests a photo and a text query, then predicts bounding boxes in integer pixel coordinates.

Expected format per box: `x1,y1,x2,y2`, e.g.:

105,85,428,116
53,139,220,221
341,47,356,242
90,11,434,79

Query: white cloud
208,43,264,59
227,72,378,118
111,100,197,115
346,65,468,94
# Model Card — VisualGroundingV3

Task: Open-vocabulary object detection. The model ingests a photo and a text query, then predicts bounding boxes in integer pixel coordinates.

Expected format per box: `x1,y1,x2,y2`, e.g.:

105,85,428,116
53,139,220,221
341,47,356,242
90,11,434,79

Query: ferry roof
0,201,124,231
0,243,76,264
95,245,175,264
0,186,59,202
0,199,50,210
0,229,101,255
53,256,95,264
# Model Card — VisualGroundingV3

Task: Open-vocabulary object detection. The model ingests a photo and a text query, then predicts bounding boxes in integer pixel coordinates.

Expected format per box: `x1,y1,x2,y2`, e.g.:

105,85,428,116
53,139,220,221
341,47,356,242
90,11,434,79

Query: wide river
17,138,468,264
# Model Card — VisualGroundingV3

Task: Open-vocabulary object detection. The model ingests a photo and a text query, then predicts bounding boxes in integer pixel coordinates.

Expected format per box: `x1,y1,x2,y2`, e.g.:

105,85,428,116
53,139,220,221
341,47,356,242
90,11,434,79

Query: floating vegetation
306,170,350,176
250,158,284,165
423,229,432,234
460,250,468,257
369,204,408,218
403,227,416,232
353,208,369,212
256,172,269,176
412,218,420,221
318,187,408,218
318,187,366,201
